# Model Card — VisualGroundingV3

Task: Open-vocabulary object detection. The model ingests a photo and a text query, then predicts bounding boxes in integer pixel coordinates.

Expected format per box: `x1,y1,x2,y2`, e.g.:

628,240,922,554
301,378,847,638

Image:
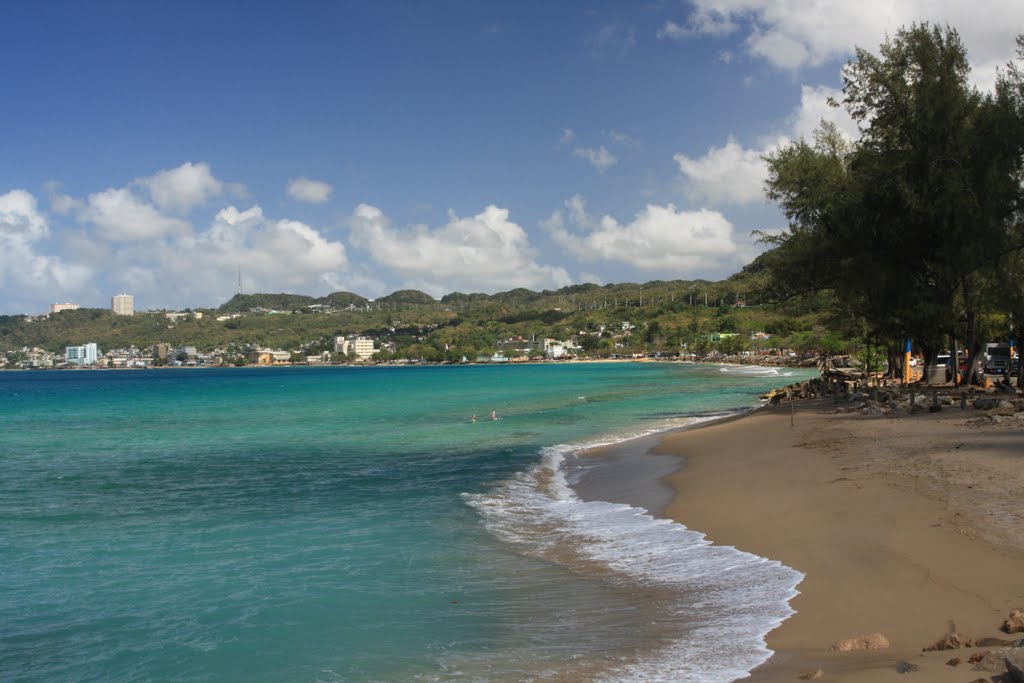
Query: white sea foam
718,364,797,378
464,440,803,683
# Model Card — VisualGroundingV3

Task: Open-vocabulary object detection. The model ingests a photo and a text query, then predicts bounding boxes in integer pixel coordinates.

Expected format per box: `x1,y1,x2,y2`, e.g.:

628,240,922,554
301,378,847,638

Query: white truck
984,342,1012,375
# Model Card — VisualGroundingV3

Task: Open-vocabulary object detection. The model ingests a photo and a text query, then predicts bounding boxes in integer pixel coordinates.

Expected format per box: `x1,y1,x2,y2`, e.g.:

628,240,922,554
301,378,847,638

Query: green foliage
2,280,840,359
219,293,317,312
375,290,436,306
761,23,1024,361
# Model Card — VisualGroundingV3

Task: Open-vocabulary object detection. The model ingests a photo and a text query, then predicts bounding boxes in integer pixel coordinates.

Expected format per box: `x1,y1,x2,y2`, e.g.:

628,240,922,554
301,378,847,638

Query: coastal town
1,284,819,371
5,7,1024,683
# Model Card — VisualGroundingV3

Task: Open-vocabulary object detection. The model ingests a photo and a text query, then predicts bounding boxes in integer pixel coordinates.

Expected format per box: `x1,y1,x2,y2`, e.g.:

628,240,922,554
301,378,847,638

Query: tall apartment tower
112,293,134,316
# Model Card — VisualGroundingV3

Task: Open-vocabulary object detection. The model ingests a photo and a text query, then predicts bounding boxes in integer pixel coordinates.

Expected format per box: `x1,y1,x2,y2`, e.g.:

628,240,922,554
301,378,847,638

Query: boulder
969,651,989,664
1009,657,1024,683
974,397,999,410
831,633,891,651
996,402,1017,416
946,657,961,666
894,660,919,673
1003,609,1024,634
924,633,973,651
977,637,1016,647
973,648,1024,677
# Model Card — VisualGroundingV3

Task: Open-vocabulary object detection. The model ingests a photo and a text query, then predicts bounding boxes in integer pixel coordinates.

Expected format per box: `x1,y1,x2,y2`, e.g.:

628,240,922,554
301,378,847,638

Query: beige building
50,302,79,314
334,336,376,360
245,348,293,365
112,294,134,316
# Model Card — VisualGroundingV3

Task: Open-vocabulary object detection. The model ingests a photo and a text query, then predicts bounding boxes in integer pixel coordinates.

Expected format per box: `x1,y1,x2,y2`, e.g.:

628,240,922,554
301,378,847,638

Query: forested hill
1,265,844,360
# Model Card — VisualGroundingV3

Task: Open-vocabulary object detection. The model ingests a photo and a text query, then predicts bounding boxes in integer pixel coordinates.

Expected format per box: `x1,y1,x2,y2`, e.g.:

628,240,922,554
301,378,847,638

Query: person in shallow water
491,410,498,420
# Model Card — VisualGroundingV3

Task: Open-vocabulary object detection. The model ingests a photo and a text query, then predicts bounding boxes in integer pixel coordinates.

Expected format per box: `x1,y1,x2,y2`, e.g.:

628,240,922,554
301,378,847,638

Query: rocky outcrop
924,633,973,651
1007,657,1024,683
1003,608,1024,634
831,633,890,651
973,648,1024,679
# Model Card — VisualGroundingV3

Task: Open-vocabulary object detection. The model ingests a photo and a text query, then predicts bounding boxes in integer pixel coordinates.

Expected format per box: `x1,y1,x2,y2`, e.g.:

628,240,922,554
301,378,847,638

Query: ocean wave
717,365,798,378
463,443,802,683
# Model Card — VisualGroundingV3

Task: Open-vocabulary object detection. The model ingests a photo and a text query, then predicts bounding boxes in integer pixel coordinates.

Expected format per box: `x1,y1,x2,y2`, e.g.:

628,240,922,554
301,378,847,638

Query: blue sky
2,1,1023,314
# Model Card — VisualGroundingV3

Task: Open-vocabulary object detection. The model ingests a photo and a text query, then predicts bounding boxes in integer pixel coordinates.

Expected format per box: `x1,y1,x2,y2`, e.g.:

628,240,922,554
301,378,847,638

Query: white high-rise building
112,294,134,316
334,336,376,360
66,342,100,366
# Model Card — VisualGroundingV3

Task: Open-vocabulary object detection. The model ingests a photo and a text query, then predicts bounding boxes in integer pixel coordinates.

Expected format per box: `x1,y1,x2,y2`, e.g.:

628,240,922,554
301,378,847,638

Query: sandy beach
650,397,1024,682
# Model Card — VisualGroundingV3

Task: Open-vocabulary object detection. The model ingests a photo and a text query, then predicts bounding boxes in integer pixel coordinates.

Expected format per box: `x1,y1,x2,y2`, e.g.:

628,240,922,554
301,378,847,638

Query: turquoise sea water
1,362,817,683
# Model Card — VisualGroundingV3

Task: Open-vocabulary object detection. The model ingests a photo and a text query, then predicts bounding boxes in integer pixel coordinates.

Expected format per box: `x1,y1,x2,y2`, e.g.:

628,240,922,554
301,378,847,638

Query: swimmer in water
491,410,498,420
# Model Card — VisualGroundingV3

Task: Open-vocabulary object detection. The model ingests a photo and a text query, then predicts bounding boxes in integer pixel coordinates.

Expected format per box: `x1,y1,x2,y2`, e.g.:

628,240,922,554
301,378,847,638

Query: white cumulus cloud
573,145,618,172
347,203,571,296
0,189,92,309
675,85,856,205
287,177,333,204
105,204,349,309
674,138,769,205
546,196,741,273
80,187,191,242
680,0,1024,78
137,162,225,213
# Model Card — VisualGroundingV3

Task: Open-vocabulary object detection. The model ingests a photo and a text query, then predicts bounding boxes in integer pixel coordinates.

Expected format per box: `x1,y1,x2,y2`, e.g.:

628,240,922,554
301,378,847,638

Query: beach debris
798,669,824,680
830,633,890,651
1003,609,1024,634
946,657,962,666
894,660,919,673
968,651,990,664
924,632,973,651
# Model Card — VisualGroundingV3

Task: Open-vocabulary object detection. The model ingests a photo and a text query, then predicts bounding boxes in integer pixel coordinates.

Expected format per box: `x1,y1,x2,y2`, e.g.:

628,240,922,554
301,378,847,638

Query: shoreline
648,398,1024,681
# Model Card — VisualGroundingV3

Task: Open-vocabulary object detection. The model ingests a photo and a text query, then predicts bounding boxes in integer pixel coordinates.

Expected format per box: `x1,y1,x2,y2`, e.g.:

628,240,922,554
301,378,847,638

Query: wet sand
653,398,1024,681
577,397,1024,681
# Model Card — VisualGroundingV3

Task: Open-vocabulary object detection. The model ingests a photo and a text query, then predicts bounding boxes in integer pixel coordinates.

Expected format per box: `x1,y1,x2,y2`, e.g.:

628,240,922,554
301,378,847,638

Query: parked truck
984,342,1012,375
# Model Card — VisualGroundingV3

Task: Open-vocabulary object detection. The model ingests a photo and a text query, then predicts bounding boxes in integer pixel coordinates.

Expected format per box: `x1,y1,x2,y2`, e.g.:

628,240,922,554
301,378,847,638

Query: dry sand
655,398,1024,682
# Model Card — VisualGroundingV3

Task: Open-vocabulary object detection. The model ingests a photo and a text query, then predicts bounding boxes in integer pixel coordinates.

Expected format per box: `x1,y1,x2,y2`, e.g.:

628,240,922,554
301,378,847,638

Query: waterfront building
334,336,376,360
66,342,100,366
112,294,134,316
50,302,79,314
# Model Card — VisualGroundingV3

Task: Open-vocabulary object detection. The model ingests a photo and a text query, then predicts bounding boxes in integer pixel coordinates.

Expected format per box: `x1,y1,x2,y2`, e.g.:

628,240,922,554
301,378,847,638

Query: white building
334,336,376,360
112,294,134,316
66,342,99,366
50,302,79,314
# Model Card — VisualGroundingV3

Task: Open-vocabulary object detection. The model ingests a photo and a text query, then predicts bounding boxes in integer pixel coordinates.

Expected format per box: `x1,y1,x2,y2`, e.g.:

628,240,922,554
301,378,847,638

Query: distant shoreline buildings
65,342,99,366
112,294,134,316
49,302,79,314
